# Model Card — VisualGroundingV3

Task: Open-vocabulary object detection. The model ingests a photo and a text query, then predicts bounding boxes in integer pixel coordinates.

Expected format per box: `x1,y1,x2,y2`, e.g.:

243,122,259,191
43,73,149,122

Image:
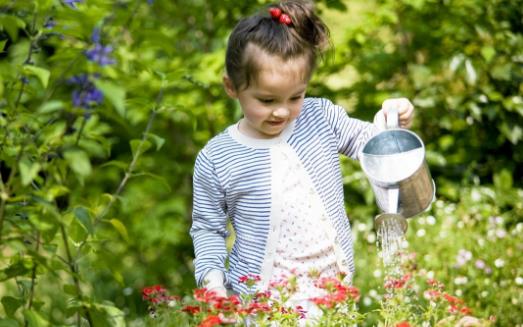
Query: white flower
416,229,426,237
366,232,376,244
363,296,372,306
454,276,468,285
494,258,505,268
495,229,507,238
481,291,488,298
427,271,435,279
357,223,367,231
515,277,523,285
427,215,436,225
369,289,378,298
471,189,481,201
373,269,382,278
455,289,463,296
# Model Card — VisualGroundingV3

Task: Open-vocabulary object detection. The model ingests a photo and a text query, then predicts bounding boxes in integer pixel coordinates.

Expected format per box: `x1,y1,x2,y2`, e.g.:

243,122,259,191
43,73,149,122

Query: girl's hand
373,98,415,130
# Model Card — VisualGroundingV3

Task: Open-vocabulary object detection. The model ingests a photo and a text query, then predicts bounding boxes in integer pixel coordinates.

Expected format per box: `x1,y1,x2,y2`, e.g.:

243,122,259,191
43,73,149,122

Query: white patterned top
269,143,340,304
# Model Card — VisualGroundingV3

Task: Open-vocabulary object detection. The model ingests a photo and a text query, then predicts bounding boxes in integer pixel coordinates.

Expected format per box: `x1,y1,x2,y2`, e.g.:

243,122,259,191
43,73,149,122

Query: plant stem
75,116,88,146
92,86,164,230
60,223,94,326
24,232,41,327
14,10,38,110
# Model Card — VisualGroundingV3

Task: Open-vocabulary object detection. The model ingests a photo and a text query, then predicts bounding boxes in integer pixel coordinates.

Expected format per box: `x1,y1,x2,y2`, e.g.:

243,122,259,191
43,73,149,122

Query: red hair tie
269,7,292,26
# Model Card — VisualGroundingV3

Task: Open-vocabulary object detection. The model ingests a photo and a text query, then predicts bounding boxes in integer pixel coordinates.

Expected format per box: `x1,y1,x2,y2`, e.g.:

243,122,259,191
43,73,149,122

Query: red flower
198,315,222,327
448,304,459,314
443,293,463,305
194,288,220,303
396,321,411,327
212,295,241,312
142,285,168,303
182,305,201,315
310,295,335,308
245,302,272,314
427,278,444,289
460,306,472,315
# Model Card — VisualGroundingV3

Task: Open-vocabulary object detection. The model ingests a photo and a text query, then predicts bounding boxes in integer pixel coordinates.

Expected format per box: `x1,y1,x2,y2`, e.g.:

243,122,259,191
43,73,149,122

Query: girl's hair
225,0,330,90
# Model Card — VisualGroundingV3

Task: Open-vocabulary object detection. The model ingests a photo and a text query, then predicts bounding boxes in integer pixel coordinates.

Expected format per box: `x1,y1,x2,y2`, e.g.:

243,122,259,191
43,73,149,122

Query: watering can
361,107,435,231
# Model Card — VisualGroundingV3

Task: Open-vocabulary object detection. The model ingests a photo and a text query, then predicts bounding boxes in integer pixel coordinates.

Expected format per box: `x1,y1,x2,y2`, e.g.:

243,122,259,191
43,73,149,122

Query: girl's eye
259,98,273,104
291,96,302,101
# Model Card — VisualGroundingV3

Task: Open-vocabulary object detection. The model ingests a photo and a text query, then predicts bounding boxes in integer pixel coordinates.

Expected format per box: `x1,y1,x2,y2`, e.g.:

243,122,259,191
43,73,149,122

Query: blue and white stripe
191,97,377,294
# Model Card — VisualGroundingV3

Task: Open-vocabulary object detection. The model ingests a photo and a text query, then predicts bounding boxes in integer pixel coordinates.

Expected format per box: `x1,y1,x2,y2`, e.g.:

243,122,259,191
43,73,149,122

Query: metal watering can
361,108,435,232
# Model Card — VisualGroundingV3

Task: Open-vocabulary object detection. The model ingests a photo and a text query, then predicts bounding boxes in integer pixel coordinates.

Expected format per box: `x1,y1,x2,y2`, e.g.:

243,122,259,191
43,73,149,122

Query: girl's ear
223,75,238,98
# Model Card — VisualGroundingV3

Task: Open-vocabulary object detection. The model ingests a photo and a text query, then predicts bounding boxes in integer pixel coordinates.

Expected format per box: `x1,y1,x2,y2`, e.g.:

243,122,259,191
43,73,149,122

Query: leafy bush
0,0,521,326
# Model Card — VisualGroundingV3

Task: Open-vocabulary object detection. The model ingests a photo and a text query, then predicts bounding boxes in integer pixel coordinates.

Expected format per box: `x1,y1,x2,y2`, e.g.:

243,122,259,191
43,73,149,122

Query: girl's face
224,48,309,139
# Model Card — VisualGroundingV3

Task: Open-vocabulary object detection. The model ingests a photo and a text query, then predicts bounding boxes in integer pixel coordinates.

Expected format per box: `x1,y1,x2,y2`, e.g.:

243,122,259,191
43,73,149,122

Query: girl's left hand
373,98,415,130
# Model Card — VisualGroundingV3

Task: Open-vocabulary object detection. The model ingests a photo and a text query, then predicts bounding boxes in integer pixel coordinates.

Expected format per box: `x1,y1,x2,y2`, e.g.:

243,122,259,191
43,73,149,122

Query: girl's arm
321,98,378,159
190,149,229,294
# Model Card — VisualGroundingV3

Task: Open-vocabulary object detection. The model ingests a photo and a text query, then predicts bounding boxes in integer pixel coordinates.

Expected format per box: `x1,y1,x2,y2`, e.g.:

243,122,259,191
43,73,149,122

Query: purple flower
454,249,472,268
44,17,56,29
63,0,83,8
475,259,486,269
85,43,115,66
68,74,104,110
91,27,101,43
147,0,154,4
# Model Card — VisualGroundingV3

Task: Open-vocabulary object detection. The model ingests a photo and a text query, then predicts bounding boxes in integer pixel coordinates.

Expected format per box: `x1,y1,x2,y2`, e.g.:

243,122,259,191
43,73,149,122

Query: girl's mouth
267,120,286,126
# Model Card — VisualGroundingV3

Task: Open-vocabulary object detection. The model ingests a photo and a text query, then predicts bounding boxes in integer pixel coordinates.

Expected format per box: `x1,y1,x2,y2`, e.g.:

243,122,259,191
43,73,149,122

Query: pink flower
396,322,411,327
238,273,261,283
424,289,441,300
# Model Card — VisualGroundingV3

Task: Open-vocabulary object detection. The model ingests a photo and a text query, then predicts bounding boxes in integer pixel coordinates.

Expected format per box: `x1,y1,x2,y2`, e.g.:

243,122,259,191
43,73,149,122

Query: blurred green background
0,0,521,326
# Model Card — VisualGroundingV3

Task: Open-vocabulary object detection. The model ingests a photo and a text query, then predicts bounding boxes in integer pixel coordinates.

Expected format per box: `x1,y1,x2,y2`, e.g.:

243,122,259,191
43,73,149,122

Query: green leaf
0,318,20,327
480,46,496,62
0,39,6,52
23,309,49,327
1,296,24,317
108,218,129,242
37,100,65,114
94,80,126,117
19,159,41,186
100,160,128,170
23,65,50,88
73,207,94,235
130,139,152,158
0,261,31,281
63,284,77,296
64,149,92,177
146,132,165,151
91,304,125,327
493,169,513,191
0,15,26,41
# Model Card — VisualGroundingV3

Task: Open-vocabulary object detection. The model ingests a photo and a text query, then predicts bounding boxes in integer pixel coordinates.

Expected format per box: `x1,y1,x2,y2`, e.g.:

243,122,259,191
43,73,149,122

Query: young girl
190,0,414,318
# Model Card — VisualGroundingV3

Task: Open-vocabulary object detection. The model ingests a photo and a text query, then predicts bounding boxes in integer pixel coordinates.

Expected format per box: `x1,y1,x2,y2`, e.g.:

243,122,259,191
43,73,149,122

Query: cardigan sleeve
320,98,378,160
190,149,229,287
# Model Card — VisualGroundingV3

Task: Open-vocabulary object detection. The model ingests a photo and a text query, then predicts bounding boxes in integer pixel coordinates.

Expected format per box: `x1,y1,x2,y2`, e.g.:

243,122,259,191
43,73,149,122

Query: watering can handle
385,106,399,129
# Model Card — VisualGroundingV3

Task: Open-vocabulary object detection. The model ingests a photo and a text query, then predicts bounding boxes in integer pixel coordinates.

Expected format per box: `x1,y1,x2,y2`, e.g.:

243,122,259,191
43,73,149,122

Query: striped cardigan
191,97,376,294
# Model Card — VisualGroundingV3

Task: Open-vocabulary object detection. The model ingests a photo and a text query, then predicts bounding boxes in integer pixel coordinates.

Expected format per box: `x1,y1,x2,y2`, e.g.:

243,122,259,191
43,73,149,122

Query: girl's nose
272,106,290,118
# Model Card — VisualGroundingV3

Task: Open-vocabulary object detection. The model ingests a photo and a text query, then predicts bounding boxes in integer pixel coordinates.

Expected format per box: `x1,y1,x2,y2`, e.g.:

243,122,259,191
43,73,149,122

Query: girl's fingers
382,98,414,128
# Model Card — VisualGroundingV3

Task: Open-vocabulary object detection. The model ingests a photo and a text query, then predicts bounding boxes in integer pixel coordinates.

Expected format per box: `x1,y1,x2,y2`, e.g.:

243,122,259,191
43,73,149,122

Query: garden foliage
0,0,521,326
